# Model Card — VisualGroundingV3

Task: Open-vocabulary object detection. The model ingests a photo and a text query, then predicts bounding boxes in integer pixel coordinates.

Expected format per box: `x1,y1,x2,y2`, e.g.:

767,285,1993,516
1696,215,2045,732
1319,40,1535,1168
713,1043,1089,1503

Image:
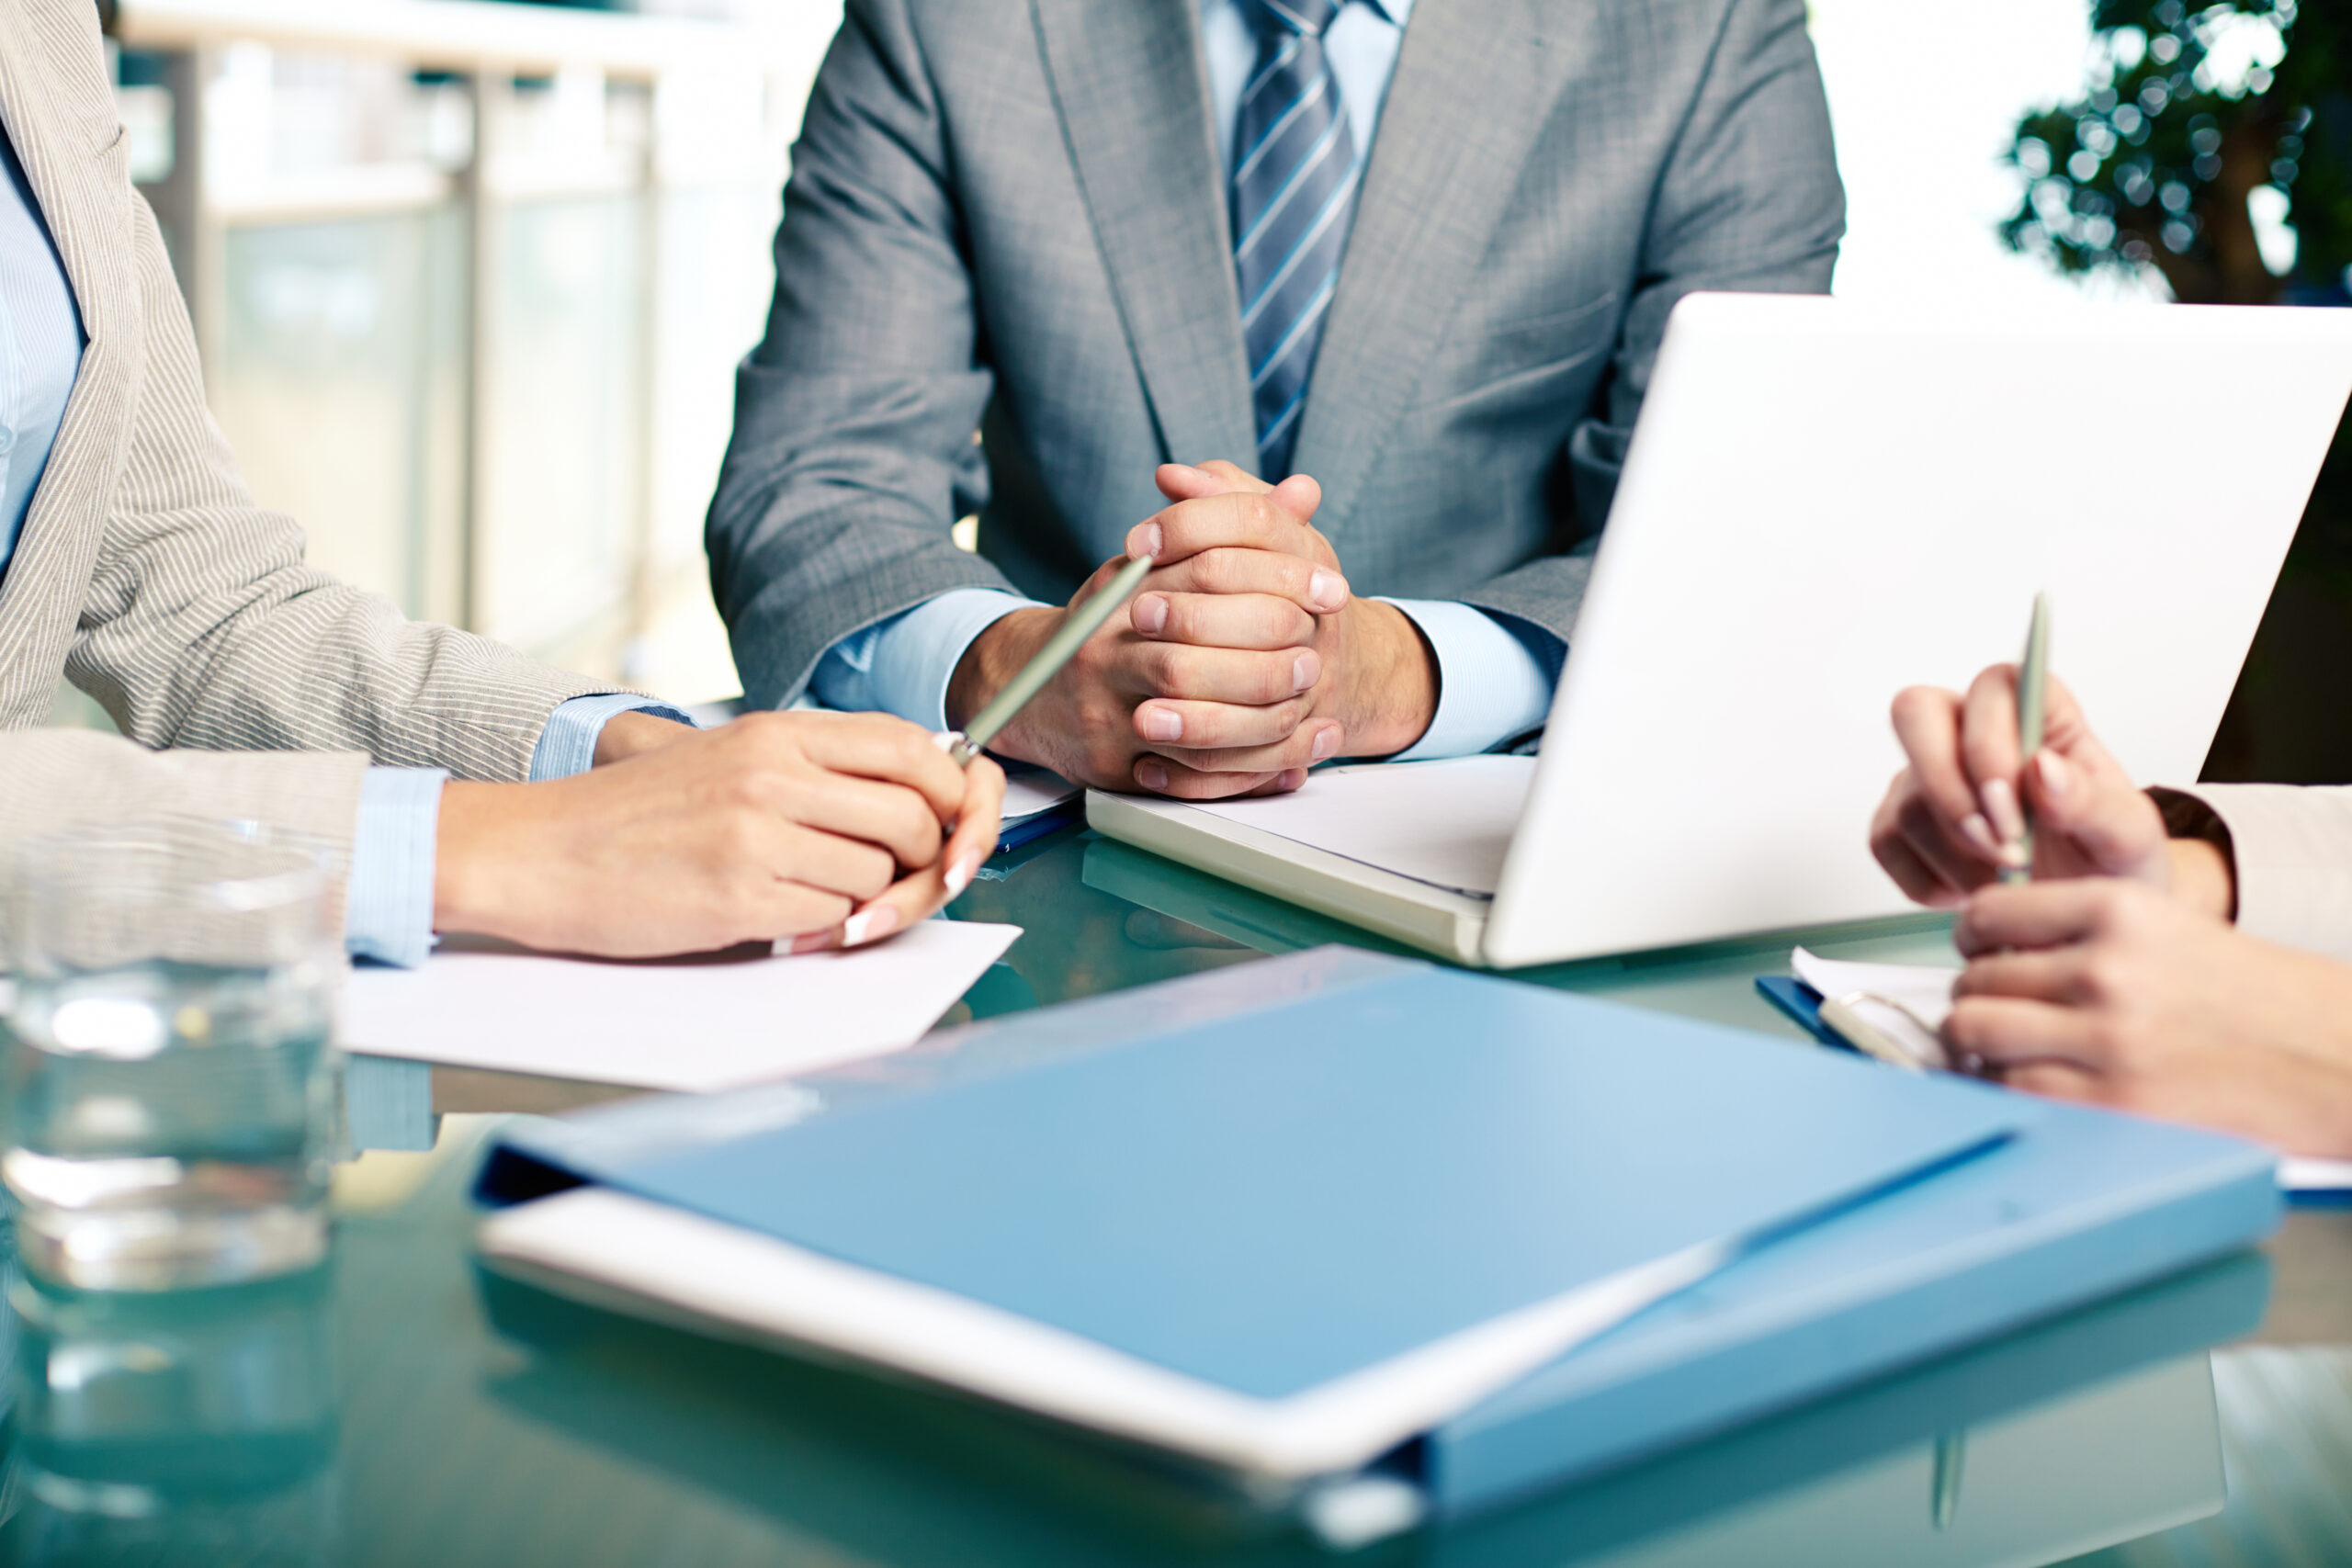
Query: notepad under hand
1790,947,1961,1070
1783,948,2352,1200
340,920,1019,1091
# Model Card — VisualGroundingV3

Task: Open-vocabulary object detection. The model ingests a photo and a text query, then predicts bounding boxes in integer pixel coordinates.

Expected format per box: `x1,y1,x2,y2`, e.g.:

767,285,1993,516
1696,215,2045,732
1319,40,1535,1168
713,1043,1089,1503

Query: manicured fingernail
1134,594,1169,636
932,729,960,751
1129,522,1163,560
1960,813,2002,859
842,906,899,947
1166,463,1204,480
789,930,835,954
1307,569,1346,612
1278,768,1307,791
2037,750,2070,797
1138,706,1183,742
1292,651,1318,692
1310,726,1340,762
1137,761,1169,791
1980,777,2026,848
944,853,979,899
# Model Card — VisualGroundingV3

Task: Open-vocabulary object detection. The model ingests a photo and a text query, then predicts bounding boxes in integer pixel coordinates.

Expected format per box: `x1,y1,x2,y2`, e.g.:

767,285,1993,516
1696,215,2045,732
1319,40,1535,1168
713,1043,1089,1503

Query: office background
51,0,2352,779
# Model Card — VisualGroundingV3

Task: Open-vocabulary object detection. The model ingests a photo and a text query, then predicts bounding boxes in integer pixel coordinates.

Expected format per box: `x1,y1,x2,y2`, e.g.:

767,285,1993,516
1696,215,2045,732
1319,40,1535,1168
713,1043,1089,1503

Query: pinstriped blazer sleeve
1460,0,1845,640
2180,784,2352,964
64,186,607,782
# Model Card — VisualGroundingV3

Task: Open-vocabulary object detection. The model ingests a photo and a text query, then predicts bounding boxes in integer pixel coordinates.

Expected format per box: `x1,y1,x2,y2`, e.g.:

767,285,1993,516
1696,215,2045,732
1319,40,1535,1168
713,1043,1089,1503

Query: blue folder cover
479,949,2279,1516
491,963,2023,1404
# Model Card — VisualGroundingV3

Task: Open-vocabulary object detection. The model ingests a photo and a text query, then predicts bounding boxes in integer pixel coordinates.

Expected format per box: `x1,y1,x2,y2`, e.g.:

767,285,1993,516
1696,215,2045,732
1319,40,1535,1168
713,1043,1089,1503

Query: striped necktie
1231,0,1361,481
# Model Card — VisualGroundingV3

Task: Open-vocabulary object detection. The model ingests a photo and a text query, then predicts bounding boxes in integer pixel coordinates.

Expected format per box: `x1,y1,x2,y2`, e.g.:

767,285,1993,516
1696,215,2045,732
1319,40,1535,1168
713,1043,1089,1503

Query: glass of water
4,819,340,1290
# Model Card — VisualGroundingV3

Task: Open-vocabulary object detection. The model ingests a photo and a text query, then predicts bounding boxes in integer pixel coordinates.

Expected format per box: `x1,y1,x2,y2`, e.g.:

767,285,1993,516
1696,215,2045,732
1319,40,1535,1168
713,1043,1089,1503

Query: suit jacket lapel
0,0,139,728
1031,0,1257,469
1290,0,1576,535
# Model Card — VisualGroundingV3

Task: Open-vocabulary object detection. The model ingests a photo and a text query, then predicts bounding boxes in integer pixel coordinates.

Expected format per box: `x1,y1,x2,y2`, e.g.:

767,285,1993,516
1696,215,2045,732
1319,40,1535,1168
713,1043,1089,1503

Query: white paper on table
339,920,1020,1092
1000,767,1080,824
1791,947,1960,1071
1189,757,1535,897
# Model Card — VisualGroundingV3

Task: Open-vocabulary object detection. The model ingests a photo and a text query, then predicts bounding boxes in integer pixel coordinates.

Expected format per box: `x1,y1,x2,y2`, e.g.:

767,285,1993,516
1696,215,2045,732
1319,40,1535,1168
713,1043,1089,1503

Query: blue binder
477,948,2279,1518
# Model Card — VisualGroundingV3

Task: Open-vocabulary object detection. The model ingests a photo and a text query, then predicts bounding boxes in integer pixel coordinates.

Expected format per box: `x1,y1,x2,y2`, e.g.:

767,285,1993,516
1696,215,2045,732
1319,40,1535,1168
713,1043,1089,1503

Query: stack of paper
994,766,1082,854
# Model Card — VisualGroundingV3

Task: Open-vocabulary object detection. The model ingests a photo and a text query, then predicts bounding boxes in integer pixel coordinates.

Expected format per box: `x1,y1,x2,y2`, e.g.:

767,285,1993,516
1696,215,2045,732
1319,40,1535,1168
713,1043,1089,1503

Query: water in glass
4,819,340,1290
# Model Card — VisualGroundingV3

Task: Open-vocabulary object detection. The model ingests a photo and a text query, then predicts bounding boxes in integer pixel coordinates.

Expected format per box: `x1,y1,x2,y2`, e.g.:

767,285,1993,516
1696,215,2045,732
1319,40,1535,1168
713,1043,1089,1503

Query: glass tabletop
6,826,2349,1566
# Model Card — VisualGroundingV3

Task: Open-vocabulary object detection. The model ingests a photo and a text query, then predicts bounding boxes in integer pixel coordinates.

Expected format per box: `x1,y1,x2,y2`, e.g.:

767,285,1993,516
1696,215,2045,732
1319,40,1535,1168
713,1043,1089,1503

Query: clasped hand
950,460,1437,796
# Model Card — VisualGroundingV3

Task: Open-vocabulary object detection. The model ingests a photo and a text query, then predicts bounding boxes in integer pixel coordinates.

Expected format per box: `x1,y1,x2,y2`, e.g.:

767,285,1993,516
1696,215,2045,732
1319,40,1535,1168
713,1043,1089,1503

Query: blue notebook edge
1424,1122,2280,1515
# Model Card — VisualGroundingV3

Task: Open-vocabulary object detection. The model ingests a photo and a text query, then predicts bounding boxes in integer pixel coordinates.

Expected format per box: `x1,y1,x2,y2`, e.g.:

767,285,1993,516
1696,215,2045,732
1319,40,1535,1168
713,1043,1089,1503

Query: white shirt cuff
529,694,698,782
809,589,1046,733
1381,599,1559,761
346,766,448,968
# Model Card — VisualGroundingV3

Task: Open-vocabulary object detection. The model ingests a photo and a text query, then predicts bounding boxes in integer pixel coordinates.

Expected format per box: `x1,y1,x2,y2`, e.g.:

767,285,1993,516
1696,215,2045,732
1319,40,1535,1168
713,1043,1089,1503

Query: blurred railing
102,0,835,695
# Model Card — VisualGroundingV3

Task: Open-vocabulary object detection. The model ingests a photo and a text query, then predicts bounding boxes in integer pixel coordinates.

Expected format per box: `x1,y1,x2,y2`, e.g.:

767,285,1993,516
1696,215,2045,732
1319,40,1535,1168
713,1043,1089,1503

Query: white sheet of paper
339,920,1019,1092
1791,947,1959,1070
1189,757,1535,897
1001,768,1079,822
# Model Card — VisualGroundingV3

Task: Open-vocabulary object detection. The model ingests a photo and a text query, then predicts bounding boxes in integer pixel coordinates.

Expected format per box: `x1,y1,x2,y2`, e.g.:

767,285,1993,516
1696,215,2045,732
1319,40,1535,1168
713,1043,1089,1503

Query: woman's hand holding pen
1944,877,2352,1155
1867,664,2207,908
435,711,1003,958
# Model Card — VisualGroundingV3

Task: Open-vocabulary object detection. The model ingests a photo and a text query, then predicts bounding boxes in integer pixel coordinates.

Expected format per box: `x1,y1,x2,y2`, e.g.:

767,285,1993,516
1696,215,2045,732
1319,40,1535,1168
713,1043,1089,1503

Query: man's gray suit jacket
0,0,603,899
708,0,1847,708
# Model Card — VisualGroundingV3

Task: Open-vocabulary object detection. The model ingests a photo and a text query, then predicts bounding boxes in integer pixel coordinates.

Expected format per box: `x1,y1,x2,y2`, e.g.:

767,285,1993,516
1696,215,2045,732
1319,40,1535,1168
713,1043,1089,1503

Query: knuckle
1152,645,1198,694
2080,953,2129,1005
881,794,923,847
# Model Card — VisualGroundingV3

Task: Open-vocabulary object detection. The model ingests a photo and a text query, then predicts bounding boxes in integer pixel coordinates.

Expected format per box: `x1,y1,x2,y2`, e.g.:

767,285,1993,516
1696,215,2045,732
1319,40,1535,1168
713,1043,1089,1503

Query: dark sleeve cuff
2148,785,2238,920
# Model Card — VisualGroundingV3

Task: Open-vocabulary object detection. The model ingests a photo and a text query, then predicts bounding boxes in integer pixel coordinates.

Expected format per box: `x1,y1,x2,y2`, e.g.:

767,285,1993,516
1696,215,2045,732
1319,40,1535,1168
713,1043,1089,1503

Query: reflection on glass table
469,1234,2255,1566
1,1258,340,1566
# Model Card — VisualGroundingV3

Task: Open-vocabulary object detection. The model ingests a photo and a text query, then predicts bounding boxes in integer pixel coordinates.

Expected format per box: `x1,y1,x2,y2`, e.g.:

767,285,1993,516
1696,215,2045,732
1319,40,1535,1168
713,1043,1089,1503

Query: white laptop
1087,293,2352,968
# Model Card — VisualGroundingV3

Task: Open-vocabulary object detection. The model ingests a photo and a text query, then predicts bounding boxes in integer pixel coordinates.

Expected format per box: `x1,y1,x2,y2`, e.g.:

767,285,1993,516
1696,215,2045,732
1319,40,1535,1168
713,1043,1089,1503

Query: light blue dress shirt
0,132,81,570
348,694,693,967
812,0,1559,761
0,127,686,967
